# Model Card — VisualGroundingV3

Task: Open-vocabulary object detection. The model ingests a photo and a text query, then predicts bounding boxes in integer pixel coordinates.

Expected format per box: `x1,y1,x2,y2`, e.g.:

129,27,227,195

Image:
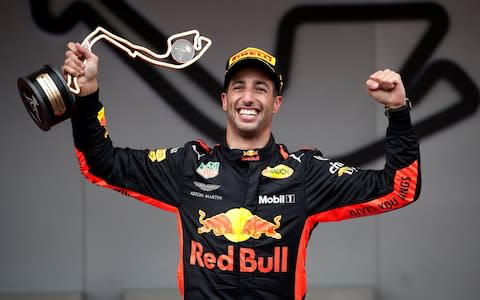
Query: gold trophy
17,26,212,131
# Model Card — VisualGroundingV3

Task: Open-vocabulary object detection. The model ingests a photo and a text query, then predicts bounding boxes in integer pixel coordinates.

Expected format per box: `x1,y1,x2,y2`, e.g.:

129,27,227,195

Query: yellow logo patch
261,164,293,179
228,47,276,68
96,107,109,138
148,148,167,162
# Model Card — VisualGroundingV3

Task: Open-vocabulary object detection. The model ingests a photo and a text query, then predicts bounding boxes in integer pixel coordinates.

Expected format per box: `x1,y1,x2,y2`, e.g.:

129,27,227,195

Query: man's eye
256,87,267,93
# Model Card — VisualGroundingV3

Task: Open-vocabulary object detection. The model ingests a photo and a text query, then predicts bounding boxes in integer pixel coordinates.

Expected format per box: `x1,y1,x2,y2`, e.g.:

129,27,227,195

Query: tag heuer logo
196,161,220,179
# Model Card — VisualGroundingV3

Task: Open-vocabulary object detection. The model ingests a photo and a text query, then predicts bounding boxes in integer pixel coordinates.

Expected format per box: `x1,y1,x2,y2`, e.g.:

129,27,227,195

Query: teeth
239,109,257,116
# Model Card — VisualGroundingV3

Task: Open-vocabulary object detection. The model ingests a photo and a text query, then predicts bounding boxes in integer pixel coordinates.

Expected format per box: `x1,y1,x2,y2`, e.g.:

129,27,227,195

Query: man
63,43,421,300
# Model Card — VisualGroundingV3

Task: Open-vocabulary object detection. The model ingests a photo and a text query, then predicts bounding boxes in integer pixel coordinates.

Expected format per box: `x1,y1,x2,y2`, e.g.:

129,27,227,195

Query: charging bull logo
96,107,109,138
198,208,282,243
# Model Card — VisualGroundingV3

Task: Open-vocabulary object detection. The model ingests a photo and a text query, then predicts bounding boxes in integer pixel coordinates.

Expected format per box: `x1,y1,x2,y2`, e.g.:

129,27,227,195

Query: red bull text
190,240,288,273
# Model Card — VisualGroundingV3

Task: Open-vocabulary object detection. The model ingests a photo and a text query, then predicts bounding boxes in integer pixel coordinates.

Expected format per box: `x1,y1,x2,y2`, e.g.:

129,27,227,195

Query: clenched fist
366,69,406,109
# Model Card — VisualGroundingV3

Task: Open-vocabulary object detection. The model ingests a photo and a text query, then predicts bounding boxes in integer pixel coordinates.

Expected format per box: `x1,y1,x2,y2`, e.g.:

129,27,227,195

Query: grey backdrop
1,1,479,300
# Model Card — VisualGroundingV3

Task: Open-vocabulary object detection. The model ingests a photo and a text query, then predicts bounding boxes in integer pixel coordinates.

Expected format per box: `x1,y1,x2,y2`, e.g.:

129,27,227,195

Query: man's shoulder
284,145,323,156
278,144,327,164
182,139,217,159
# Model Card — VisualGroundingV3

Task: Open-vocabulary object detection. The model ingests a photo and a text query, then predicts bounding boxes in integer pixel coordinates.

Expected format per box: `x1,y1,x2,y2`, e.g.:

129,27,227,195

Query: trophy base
18,65,75,131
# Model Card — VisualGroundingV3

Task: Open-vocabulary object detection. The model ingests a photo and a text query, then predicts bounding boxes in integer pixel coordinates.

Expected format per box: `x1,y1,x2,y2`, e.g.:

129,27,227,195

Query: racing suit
72,90,421,300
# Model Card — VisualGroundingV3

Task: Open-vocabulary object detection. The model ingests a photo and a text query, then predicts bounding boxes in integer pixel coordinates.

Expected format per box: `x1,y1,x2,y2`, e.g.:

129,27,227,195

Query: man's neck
225,130,271,150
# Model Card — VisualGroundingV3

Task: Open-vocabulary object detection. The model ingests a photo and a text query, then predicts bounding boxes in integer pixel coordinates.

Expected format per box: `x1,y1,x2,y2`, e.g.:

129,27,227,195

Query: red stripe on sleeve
311,160,419,223
294,160,418,299
75,148,178,213
76,148,186,295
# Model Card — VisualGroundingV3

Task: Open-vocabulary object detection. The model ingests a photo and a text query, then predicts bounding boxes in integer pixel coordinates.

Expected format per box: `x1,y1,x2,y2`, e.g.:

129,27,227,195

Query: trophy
17,26,212,131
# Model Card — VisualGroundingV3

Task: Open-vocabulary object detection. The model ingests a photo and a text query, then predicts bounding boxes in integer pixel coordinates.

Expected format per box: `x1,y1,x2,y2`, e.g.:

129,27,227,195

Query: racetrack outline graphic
30,0,479,165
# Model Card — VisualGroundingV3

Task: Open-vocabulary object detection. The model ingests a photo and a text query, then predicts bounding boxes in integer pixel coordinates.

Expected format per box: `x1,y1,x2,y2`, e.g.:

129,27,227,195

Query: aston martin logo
194,181,221,192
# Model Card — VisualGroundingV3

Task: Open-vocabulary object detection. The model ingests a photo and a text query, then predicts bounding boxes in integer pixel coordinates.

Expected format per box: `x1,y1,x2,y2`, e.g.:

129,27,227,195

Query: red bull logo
190,240,288,273
96,107,106,126
197,210,233,236
243,150,259,157
96,107,109,138
197,208,282,243
241,150,260,161
193,208,287,273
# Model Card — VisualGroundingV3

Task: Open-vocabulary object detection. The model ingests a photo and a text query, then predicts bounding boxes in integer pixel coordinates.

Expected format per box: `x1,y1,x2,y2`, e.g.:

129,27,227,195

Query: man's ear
273,96,283,114
221,92,227,112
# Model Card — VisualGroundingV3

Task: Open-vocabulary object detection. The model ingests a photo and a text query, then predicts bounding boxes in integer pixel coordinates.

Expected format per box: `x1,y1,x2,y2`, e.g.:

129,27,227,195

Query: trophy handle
66,26,213,94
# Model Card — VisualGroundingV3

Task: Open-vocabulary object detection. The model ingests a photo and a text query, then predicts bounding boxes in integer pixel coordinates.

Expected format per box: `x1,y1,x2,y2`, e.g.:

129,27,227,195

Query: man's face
221,67,283,139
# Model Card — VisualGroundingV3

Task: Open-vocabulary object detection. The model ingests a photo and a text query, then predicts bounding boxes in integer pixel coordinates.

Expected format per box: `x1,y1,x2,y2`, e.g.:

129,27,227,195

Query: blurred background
1,0,479,299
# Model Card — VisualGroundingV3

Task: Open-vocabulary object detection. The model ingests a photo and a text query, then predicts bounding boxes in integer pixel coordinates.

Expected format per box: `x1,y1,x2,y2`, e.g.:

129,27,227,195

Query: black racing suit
72,91,421,300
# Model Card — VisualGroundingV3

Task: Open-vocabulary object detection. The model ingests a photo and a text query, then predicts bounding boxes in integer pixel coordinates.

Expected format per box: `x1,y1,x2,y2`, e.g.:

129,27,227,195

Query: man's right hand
62,42,99,96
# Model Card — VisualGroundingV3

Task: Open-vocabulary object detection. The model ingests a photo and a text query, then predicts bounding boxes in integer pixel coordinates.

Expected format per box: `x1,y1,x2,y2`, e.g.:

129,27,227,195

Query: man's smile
238,108,259,121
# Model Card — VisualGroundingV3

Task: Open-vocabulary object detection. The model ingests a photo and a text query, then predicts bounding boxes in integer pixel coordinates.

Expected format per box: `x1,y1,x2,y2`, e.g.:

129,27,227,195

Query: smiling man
221,49,283,150
63,44,421,300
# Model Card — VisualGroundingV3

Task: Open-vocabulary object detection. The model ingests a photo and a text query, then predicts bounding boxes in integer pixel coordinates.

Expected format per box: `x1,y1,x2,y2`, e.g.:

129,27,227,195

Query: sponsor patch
96,107,106,126
96,107,109,138
329,161,358,176
190,191,223,201
192,145,206,160
261,164,293,179
148,148,167,162
197,208,282,242
258,194,296,205
196,161,220,179
228,47,276,68
194,181,221,192
241,150,260,161
289,153,304,163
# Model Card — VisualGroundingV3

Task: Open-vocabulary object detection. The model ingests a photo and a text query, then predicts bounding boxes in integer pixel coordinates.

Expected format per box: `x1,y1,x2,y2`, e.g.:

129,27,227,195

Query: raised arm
304,70,420,221
62,43,182,212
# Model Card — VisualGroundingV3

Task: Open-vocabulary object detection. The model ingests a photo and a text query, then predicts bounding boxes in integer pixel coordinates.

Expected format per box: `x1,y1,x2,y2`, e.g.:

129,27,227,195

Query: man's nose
242,88,255,103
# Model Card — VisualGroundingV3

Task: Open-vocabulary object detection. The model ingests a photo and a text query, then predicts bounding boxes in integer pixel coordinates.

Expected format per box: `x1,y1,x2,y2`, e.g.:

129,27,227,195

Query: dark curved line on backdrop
30,0,225,142
276,2,449,89
411,60,480,137
275,3,479,165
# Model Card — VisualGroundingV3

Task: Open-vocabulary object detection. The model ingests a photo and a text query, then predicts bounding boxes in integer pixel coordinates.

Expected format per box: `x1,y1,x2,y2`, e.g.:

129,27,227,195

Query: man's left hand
365,69,406,109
